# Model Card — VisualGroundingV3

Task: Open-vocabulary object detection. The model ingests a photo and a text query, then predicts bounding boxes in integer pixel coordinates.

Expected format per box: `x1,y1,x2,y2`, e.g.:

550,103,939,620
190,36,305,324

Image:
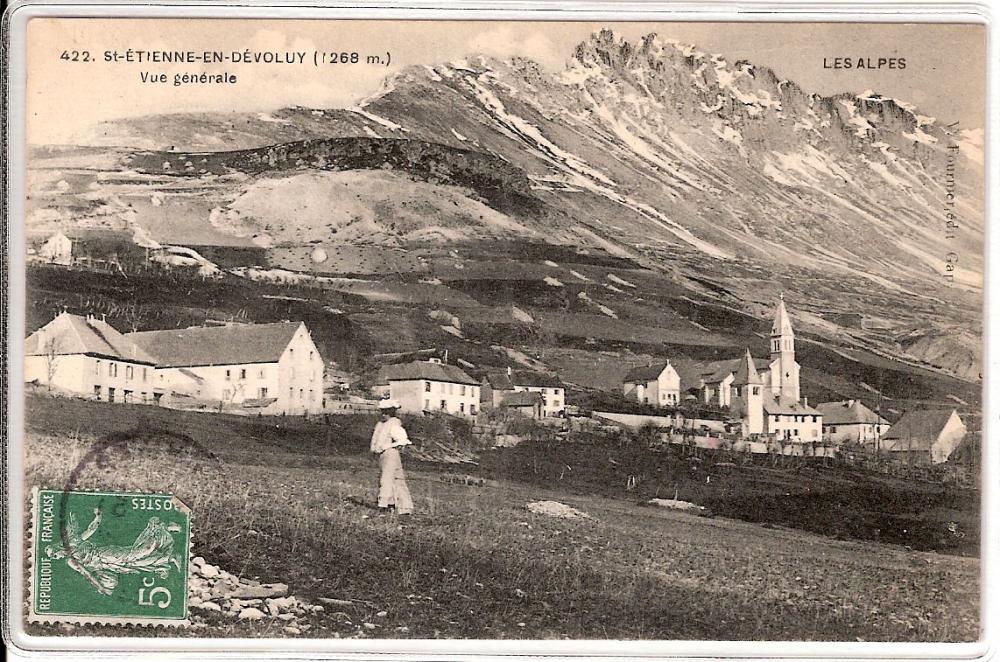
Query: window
461,385,466,396
424,399,430,410
259,368,265,379
126,365,134,380
460,403,465,413
425,381,431,393
440,400,446,410
289,348,294,358
109,362,117,377
309,351,314,360
794,429,799,436
752,386,760,395
93,385,102,400
310,370,315,382
289,387,293,400
553,400,561,408
554,389,561,396
95,360,101,375
470,405,477,415
140,392,147,402
142,367,148,382
830,426,838,433
240,368,247,380
299,389,304,399
309,389,313,401
542,388,548,395
223,389,231,400
259,387,268,398
123,390,132,403
812,416,819,423
225,369,231,381
108,387,116,403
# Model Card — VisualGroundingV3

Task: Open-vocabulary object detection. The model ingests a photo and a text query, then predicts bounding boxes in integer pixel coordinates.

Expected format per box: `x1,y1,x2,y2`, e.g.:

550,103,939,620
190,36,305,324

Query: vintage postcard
3,4,990,655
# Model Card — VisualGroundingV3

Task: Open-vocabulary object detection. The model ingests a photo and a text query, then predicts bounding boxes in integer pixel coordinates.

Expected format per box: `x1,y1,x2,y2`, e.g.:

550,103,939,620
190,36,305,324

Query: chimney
803,397,808,407
847,399,855,408
507,366,512,377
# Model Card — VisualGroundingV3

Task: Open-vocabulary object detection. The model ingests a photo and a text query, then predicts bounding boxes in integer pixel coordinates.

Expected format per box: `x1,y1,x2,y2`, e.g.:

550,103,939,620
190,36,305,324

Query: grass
21,395,979,641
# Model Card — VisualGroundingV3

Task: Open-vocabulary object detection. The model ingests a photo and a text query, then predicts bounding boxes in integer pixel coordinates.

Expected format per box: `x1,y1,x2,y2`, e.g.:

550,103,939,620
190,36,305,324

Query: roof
698,354,772,385
732,349,762,386
772,296,794,337
127,322,304,368
815,400,889,426
25,313,158,364
483,371,515,390
509,370,563,388
484,369,562,390
623,362,671,383
762,391,820,415
379,361,478,386
500,391,544,407
883,409,962,442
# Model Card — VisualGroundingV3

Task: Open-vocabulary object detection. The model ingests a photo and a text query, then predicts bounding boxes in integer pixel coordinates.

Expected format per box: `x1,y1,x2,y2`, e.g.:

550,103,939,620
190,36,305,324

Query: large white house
379,359,480,417
127,321,325,415
816,400,891,445
24,313,160,403
622,362,680,407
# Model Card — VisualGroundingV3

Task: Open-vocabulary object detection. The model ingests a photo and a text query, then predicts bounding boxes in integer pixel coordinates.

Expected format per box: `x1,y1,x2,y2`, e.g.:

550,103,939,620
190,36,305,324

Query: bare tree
42,334,63,391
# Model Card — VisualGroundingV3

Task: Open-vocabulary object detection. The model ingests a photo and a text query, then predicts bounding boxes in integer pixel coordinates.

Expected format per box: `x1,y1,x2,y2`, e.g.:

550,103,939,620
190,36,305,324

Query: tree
42,334,63,391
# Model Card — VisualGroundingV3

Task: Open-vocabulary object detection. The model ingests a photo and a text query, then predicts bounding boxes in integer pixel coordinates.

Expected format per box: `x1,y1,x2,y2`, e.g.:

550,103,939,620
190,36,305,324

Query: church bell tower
770,294,800,402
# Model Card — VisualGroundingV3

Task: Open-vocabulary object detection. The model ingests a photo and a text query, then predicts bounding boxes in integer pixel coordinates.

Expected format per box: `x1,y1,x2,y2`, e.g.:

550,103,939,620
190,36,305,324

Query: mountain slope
27,30,984,381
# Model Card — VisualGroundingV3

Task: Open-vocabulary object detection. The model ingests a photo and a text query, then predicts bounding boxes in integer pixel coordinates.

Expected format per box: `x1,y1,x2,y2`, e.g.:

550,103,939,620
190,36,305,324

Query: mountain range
27,29,984,384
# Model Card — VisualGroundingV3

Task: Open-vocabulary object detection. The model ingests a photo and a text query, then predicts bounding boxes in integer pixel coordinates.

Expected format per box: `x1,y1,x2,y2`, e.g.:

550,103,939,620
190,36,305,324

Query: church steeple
771,293,794,347
769,294,799,402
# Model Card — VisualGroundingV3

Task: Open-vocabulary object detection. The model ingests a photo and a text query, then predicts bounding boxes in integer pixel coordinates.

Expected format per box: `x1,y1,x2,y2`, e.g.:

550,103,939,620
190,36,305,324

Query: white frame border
2,1,996,660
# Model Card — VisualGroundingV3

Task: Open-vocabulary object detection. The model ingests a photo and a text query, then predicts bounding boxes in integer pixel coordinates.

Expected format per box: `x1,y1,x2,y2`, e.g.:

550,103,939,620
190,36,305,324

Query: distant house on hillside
127,322,324,415
481,368,566,417
816,400,890,446
24,312,159,403
881,409,967,465
622,362,680,407
37,232,73,265
378,358,479,417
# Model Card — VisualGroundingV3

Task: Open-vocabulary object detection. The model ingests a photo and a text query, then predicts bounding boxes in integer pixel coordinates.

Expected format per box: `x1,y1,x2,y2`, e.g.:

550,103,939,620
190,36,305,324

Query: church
725,297,822,442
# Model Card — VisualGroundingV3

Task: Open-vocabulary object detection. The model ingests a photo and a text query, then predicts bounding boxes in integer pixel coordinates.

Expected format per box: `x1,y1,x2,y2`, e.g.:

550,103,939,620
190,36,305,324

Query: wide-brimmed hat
378,399,401,410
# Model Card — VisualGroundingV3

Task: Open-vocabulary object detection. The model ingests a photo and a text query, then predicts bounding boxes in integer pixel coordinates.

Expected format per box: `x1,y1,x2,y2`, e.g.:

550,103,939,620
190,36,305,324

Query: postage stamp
29,489,191,625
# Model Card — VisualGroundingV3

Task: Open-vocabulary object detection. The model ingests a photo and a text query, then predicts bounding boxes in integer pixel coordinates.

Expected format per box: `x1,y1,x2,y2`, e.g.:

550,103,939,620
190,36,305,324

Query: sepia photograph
5,9,988,649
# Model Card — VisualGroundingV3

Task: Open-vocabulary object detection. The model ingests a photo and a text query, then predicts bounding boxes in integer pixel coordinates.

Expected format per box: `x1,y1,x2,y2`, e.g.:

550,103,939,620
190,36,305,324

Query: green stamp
30,489,191,625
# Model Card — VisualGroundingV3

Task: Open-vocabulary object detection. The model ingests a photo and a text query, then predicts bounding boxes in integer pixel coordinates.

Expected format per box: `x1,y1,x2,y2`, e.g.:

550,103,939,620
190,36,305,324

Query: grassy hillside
22,395,979,640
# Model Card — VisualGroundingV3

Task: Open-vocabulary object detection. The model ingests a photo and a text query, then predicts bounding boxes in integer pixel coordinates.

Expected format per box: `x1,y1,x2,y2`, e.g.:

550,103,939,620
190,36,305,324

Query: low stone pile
526,500,591,520
188,556,322,634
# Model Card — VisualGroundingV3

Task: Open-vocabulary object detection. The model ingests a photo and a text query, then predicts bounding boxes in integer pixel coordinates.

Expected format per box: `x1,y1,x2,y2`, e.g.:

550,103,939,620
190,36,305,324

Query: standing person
370,400,414,516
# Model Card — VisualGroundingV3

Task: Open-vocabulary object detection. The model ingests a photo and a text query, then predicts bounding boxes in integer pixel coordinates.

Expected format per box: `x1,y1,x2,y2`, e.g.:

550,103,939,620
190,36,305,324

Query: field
22,395,980,641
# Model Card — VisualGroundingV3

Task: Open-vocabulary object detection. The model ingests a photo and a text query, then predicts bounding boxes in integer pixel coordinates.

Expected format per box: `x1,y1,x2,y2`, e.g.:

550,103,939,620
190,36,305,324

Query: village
24,229,973,471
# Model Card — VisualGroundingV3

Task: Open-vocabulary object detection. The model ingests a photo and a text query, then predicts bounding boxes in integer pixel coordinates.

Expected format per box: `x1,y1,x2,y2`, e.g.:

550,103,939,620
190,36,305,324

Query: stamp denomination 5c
30,489,191,626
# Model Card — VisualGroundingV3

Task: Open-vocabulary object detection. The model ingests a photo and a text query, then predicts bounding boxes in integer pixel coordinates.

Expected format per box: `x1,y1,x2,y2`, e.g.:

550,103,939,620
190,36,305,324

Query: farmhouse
815,400,890,445
24,313,159,403
37,231,73,265
881,409,967,465
622,362,680,407
481,368,566,417
127,321,324,415
379,358,480,417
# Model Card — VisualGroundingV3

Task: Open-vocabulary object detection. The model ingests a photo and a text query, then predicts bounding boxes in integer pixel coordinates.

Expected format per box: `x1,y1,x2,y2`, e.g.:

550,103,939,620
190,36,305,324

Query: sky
26,19,986,144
